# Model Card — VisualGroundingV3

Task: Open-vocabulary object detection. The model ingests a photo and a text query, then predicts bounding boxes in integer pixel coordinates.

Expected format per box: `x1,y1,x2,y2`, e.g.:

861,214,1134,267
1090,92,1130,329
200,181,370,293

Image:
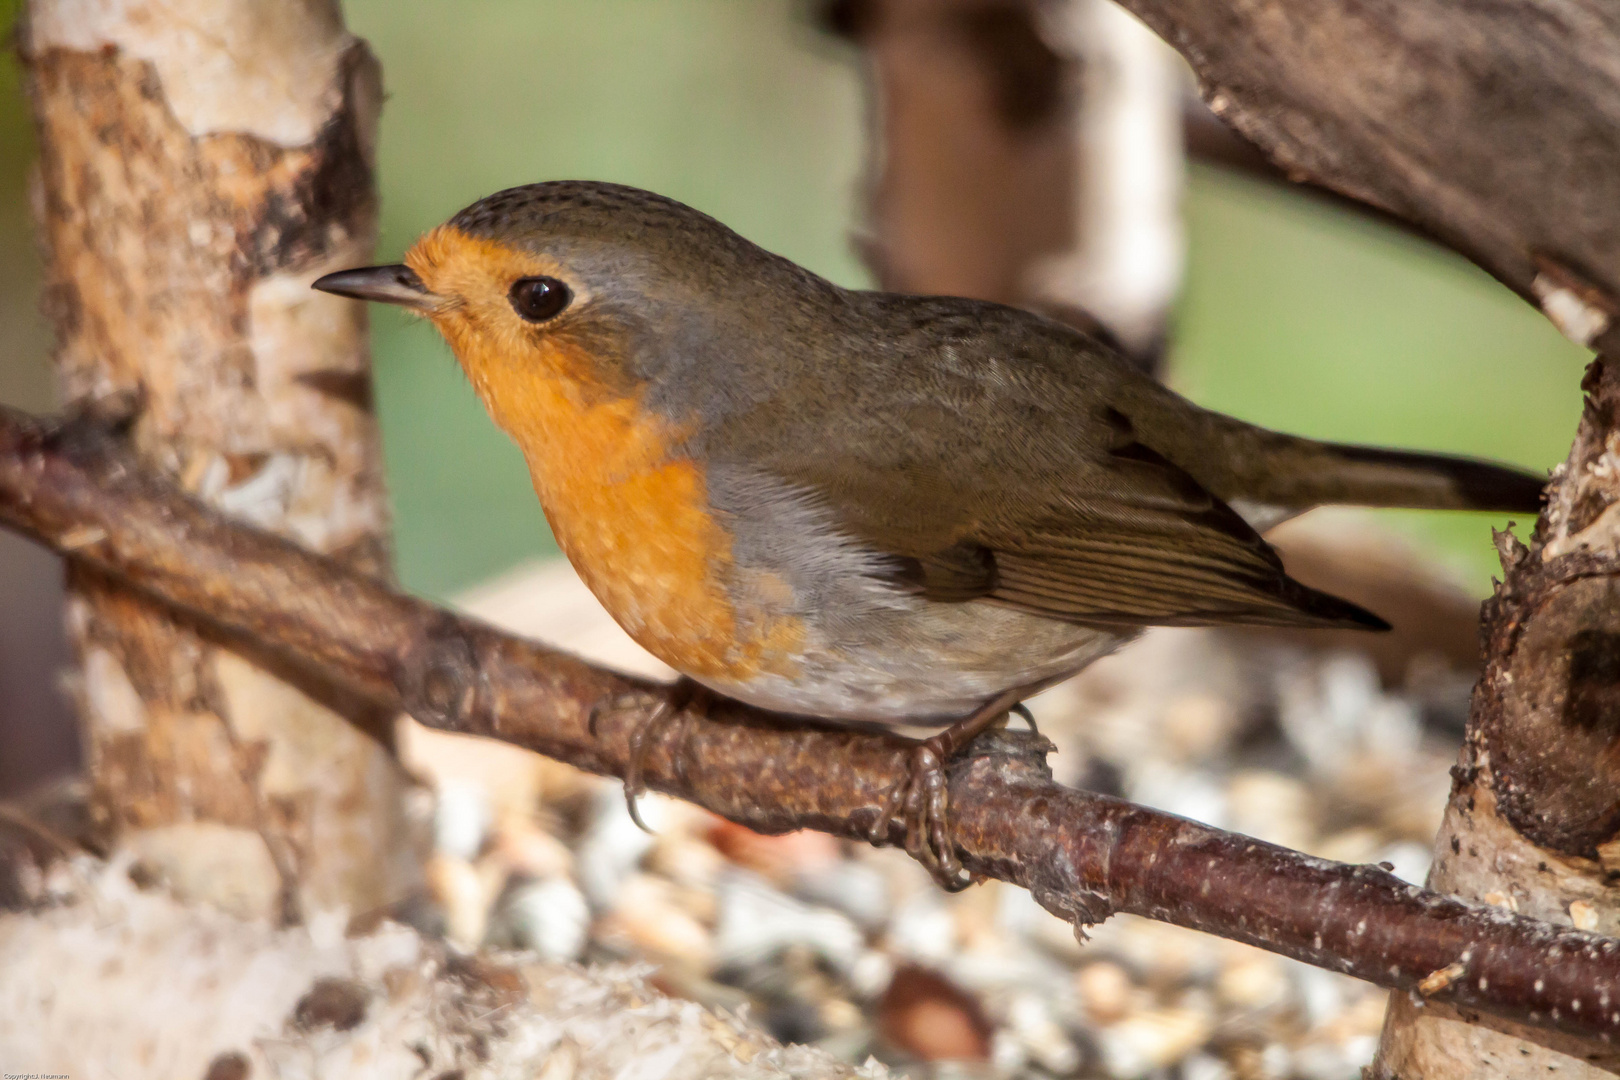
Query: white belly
698,595,1132,725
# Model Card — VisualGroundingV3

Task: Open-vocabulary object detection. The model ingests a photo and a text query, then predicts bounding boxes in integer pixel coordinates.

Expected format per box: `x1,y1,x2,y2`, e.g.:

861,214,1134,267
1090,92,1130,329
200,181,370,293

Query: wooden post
1373,361,1620,1075
20,0,417,925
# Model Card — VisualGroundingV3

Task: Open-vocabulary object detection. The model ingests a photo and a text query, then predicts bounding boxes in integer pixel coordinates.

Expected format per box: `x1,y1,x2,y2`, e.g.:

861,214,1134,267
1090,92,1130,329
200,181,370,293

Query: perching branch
1,401,1615,1047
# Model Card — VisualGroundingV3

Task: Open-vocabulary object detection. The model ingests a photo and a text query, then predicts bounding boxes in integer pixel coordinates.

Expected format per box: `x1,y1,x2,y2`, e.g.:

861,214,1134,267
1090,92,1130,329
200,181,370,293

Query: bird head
313,181,818,427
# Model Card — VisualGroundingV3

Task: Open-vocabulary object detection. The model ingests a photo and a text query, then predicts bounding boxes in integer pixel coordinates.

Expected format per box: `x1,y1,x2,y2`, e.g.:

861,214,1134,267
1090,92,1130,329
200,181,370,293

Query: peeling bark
19,0,415,924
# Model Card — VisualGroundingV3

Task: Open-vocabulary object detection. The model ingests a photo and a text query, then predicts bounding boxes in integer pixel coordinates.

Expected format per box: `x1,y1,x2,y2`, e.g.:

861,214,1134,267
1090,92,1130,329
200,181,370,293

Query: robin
315,181,1543,884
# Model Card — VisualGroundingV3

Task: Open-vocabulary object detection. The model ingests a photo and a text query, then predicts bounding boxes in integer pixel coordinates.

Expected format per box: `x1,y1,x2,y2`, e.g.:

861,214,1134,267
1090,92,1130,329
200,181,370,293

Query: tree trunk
19,0,417,925
1371,360,1620,1076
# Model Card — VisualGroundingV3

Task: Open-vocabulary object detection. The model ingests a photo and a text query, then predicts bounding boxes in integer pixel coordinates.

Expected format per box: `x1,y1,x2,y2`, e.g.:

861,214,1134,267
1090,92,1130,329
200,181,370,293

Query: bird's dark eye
508,276,572,323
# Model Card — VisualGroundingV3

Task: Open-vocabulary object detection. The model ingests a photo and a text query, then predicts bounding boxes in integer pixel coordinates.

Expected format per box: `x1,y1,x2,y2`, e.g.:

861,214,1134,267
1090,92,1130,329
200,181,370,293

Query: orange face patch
404,227,802,681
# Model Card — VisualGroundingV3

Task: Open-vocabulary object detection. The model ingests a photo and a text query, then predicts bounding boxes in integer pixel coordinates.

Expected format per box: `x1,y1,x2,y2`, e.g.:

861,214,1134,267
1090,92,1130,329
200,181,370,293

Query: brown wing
998,431,1386,627
774,400,1384,630
891,414,1383,629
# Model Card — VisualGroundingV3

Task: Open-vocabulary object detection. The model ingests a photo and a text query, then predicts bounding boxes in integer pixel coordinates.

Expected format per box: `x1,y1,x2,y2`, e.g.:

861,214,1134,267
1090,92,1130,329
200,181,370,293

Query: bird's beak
312,264,442,311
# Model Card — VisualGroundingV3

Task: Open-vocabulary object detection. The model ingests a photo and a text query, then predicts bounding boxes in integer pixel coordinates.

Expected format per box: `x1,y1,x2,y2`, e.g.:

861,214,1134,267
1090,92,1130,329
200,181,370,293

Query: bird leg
869,686,1029,890
623,678,705,832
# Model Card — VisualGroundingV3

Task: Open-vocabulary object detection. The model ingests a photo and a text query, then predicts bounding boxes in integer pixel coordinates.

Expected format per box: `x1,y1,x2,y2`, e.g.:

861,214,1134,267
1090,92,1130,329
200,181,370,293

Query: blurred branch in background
0,402,1616,1056
1113,0,1620,357
1029,0,1182,360
820,0,1184,368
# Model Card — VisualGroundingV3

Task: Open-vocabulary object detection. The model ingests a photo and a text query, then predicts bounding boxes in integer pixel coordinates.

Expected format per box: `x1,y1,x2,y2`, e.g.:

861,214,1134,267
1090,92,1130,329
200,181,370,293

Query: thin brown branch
0,402,1616,1046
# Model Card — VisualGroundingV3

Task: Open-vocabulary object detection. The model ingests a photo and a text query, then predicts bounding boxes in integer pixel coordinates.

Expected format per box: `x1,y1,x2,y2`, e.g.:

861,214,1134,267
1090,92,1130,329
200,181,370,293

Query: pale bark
19,0,416,925
1027,0,1184,357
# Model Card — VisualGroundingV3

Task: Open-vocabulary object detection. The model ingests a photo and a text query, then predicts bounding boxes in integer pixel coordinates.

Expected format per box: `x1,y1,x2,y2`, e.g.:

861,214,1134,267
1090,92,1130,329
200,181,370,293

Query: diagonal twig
0,402,1615,1046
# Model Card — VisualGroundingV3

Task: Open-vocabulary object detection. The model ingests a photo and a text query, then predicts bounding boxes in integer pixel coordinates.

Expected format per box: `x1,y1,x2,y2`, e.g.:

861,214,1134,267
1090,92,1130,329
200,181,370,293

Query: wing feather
899,415,1385,629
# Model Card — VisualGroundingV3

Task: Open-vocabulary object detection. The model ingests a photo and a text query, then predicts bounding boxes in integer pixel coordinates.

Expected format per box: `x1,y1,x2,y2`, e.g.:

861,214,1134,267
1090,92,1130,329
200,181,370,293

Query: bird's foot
869,732,970,890
867,687,1029,892
623,678,705,832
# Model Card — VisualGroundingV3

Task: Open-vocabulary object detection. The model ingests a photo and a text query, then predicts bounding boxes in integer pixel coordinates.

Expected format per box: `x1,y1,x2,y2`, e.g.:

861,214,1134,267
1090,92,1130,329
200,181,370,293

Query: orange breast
443,328,802,682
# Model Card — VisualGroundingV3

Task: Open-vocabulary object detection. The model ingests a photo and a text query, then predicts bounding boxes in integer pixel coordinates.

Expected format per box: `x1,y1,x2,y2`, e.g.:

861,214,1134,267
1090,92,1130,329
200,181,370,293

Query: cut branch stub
1465,358,1620,860
1476,563,1620,856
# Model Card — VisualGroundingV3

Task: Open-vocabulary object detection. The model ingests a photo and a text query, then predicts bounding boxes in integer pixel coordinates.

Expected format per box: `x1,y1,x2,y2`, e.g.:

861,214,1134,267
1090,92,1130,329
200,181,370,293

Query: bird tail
1297,442,1546,514
1176,407,1546,523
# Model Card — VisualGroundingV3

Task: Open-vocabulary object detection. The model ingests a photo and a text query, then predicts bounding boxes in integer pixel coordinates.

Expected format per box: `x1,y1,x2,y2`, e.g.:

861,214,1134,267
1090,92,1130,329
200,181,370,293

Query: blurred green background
0,0,1587,604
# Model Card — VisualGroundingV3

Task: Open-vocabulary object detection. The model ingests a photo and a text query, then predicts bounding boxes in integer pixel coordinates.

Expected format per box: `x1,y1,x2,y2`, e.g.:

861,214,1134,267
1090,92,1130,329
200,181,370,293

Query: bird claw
1009,701,1039,737
622,680,702,833
869,735,972,892
623,716,661,834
